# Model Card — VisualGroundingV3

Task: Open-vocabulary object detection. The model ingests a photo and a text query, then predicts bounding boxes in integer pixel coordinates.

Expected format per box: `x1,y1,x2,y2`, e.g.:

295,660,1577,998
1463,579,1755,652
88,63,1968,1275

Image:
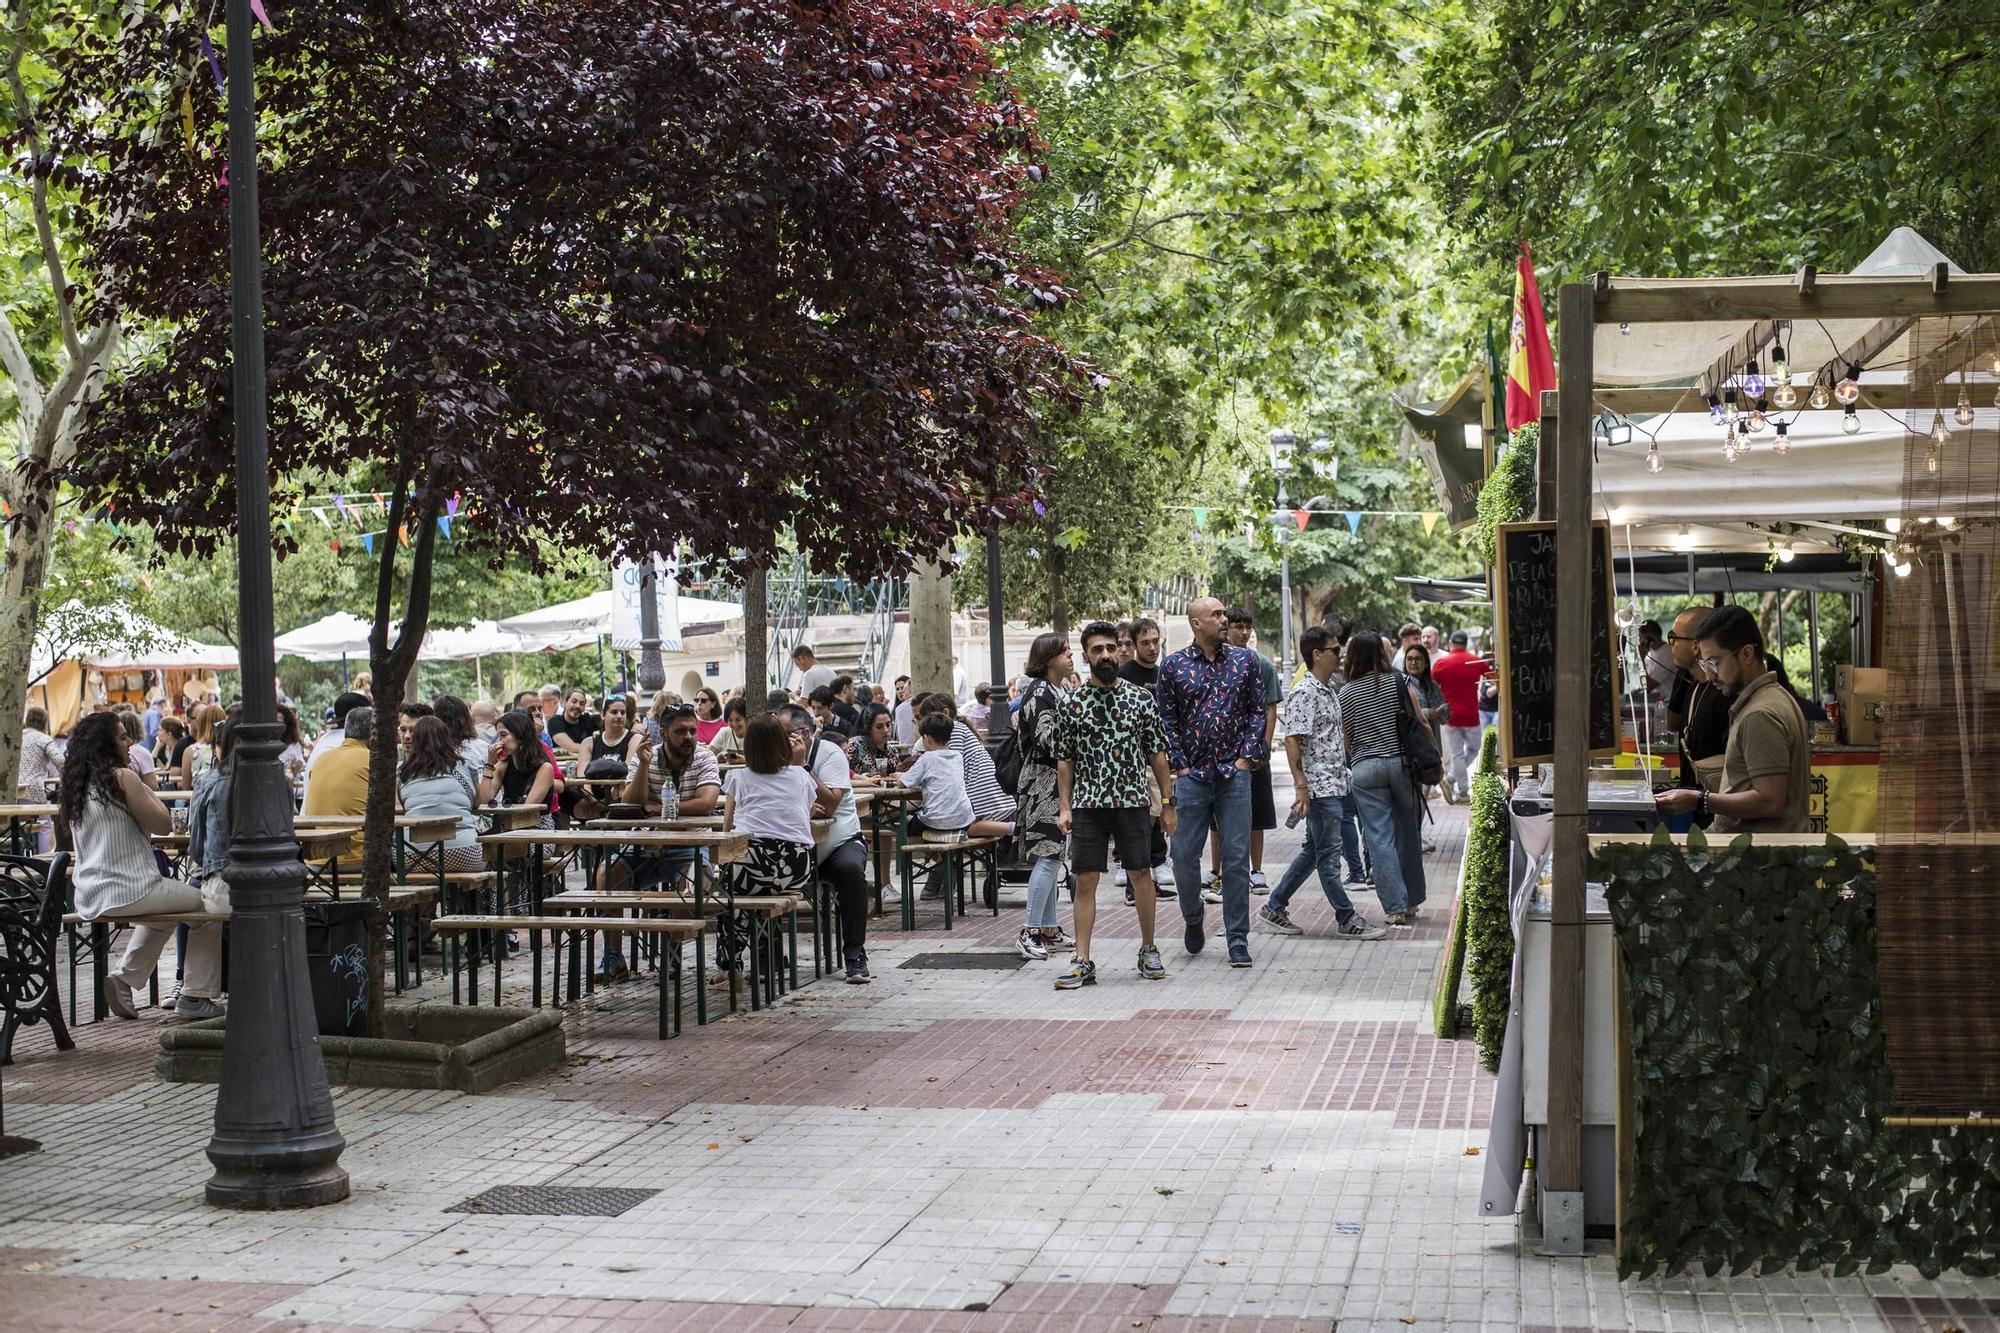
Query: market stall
1479,228,2000,1274
29,617,238,733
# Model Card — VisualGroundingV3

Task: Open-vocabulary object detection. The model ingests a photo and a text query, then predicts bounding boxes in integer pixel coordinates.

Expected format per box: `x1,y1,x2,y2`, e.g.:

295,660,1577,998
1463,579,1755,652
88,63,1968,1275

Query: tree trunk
743,562,768,715
1047,549,1068,636
361,479,443,1036
908,557,955,699
0,488,56,792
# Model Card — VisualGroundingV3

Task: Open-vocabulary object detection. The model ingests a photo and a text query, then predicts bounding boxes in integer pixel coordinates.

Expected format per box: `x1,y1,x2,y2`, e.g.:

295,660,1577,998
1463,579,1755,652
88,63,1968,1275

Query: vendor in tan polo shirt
1654,605,1810,833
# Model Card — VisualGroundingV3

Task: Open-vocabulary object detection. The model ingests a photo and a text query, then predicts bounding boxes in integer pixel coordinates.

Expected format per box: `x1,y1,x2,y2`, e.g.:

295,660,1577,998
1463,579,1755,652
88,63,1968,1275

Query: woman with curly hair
60,712,224,1022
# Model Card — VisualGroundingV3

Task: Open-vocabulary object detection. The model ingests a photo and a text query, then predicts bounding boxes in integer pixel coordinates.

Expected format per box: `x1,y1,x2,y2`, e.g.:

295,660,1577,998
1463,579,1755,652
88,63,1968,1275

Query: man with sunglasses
1661,605,1732,807
1655,606,1809,833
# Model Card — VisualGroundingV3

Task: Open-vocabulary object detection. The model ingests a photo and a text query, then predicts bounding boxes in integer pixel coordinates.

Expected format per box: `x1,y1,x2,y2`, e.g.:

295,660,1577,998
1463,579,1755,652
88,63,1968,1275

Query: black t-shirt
548,713,601,749
1668,669,1730,762
1118,660,1160,690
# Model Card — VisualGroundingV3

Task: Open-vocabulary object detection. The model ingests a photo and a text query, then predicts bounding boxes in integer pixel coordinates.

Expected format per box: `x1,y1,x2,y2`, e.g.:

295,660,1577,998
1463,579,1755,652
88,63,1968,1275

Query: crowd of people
36,595,1499,1015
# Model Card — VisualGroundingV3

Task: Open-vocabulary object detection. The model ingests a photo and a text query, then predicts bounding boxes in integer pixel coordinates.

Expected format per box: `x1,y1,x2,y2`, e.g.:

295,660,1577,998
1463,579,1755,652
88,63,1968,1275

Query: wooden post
743,564,768,715
1535,390,1558,521
1544,280,1596,1255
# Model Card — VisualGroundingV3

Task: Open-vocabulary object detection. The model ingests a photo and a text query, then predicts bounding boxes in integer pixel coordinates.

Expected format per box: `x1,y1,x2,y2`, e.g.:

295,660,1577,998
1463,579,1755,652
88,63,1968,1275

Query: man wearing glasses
1661,605,1732,810
1654,606,1809,833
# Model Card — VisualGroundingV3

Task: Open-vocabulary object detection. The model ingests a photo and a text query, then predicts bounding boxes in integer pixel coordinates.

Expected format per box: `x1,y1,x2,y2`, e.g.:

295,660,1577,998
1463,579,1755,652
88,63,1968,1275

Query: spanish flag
1505,242,1557,432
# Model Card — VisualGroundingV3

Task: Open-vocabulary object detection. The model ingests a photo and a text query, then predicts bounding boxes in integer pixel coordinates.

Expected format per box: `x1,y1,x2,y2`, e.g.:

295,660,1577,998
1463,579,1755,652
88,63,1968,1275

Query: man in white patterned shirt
1258,626,1386,941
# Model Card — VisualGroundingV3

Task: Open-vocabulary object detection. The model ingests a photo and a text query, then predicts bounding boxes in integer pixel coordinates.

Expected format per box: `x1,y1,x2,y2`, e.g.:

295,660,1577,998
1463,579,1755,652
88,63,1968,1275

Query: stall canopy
498,590,743,652
1578,228,1997,554
273,611,373,660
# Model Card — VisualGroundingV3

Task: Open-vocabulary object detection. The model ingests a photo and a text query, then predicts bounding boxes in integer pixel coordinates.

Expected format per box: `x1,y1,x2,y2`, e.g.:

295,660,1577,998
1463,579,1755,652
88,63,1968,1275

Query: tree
54,0,1086,1029
0,1,122,788
1419,0,2000,281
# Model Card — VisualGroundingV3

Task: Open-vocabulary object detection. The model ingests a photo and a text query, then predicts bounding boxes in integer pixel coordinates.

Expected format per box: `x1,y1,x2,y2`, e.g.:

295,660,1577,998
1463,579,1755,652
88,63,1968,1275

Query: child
902,712,974,843
720,714,835,975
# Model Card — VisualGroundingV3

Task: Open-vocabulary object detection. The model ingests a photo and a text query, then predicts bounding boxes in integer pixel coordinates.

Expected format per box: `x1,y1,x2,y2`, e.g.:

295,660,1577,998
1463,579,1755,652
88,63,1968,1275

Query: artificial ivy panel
1462,727,1510,1072
1596,831,2000,1281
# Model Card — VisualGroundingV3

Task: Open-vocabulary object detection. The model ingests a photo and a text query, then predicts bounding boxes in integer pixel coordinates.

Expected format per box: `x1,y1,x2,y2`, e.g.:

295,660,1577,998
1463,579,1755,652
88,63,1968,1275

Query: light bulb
1835,364,1863,405
1894,550,1914,577
1937,515,1956,528
1885,517,1902,534
1777,540,1796,563
1930,409,1950,447
1773,422,1791,454
1672,524,1694,550
1810,380,1832,411
1707,394,1725,425
1747,409,1767,433
1619,321,1631,335
1724,388,1739,423
1956,386,1975,426
1645,444,1664,474
1773,380,1798,409
1927,442,1943,475
1842,404,1861,434
1742,360,1765,399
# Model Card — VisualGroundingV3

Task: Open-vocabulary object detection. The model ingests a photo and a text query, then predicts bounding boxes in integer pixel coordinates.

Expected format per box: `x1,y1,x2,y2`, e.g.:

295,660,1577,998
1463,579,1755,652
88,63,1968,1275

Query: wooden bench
896,836,1004,931
430,915,701,1038
542,891,803,1013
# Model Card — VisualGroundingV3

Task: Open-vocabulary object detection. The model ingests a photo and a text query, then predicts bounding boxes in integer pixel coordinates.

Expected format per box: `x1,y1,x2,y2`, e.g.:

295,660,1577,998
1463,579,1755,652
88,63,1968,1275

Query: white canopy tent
498,590,743,652
273,611,374,661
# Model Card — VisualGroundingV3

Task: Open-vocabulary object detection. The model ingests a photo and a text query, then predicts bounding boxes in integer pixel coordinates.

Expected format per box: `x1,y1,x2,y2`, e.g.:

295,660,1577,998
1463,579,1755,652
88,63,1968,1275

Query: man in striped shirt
1156,596,1268,968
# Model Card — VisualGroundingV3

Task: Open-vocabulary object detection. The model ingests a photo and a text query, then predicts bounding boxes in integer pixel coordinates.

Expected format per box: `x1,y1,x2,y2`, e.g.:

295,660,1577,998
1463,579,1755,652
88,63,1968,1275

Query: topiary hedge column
1462,727,1511,1072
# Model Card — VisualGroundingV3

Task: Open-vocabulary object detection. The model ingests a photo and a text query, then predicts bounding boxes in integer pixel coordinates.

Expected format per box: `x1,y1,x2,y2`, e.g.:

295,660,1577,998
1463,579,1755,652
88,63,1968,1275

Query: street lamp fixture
205,0,348,1210
1269,430,1297,684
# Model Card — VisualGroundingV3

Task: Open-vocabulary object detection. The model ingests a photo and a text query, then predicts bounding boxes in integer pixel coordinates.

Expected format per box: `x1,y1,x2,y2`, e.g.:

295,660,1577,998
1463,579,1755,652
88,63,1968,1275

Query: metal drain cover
447,1186,658,1217
898,952,1026,971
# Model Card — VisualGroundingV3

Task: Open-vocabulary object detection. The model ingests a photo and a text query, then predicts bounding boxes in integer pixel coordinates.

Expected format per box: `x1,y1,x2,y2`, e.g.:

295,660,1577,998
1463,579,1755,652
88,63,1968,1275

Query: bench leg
900,854,915,932
942,853,955,931
531,927,543,1008
91,923,108,1022
391,911,407,995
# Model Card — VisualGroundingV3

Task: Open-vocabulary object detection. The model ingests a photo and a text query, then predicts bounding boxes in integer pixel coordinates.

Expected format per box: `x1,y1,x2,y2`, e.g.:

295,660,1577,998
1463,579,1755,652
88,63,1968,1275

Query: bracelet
1696,790,1708,818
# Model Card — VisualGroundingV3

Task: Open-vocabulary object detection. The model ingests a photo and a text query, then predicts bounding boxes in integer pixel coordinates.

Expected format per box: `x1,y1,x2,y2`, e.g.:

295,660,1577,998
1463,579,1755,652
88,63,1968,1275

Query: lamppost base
205,1128,351,1210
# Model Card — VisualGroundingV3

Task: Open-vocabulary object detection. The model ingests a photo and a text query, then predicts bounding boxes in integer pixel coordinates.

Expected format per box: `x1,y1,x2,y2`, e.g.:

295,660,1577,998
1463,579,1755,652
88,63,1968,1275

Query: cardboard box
1836,666,1888,746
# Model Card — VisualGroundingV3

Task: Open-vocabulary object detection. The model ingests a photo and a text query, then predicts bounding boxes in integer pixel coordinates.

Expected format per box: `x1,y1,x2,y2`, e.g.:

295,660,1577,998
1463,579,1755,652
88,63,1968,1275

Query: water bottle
1285,804,1304,829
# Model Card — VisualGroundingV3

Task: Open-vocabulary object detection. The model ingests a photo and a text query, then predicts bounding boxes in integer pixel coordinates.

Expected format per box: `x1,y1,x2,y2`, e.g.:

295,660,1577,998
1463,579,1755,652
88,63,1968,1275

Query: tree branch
6,9,82,363
1086,204,1329,259
0,305,42,440
47,321,117,470
32,318,115,462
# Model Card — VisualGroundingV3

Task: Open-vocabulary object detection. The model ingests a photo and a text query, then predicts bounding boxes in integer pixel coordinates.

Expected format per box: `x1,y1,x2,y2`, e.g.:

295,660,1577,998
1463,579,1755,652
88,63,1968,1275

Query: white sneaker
1016,928,1049,961
1154,862,1175,888
1249,871,1270,895
1201,887,1223,904
1114,866,1129,888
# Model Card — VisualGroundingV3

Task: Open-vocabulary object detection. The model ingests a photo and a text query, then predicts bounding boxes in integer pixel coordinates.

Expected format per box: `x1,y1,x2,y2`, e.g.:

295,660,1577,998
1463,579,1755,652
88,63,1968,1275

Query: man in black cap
303,690,370,780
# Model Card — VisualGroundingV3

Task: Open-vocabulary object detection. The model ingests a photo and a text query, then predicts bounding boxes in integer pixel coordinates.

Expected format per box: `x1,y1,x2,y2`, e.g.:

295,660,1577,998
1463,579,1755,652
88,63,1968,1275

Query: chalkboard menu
1494,520,1620,768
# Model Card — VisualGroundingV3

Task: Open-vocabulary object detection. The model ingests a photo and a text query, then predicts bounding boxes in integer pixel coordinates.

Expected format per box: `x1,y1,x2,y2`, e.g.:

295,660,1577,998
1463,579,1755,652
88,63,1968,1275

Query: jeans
1268,794,1359,924
1025,854,1064,929
1442,724,1483,793
1339,791,1367,879
1348,757,1426,914
1171,770,1251,948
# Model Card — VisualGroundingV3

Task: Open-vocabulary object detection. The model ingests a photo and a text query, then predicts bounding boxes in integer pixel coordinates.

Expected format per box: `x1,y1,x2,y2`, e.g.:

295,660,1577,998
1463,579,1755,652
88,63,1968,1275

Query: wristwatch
1160,797,1175,808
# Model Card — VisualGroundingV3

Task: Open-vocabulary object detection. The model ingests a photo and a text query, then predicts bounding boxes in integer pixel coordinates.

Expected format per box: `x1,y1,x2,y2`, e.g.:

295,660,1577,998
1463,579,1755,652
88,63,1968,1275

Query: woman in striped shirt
1337,631,1427,926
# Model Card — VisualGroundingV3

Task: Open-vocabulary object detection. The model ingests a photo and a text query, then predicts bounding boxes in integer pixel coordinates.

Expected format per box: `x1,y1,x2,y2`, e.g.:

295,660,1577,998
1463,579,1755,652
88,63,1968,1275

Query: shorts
907,815,969,843
1070,806,1152,875
1249,764,1277,831
734,836,813,897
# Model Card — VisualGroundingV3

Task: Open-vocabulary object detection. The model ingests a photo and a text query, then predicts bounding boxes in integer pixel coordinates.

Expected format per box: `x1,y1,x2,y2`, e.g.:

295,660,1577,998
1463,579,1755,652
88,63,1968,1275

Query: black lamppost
984,526,1010,741
637,558,666,704
204,0,349,1209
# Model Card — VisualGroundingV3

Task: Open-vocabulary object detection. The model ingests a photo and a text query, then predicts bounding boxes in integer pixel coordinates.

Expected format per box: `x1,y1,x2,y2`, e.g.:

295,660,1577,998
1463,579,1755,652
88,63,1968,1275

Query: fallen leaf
851,1103,870,1111
707,1142,720,1150
1400,1318,1416,1325
599,1053,615,1062
1233,1102,1248,1108
1203,1256,1231,1266
641,1081,654,1088
1155,1187,1175,1196
1463,1147,1481,1156
738,1135,753,1143
453,1248,470,1256
925,1076,939,1083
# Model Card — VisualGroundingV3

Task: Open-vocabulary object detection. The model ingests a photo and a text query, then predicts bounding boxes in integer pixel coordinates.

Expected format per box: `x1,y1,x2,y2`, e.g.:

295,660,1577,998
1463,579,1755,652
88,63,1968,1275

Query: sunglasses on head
660,704,696,720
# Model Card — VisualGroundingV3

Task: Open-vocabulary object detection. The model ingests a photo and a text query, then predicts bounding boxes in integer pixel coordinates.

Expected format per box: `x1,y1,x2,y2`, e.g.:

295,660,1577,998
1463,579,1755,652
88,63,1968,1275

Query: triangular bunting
1344,511,1362,535
1422,512,1442,536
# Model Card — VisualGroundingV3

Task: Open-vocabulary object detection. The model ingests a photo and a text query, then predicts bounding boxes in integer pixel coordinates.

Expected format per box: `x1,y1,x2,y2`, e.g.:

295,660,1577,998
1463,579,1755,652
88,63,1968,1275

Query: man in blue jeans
1157,596,1268,968
1257,626,1387,940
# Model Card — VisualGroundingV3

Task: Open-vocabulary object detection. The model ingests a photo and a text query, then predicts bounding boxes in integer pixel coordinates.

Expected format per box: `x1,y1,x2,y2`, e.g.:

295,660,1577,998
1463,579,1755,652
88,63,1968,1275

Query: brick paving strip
3,780,1997,1331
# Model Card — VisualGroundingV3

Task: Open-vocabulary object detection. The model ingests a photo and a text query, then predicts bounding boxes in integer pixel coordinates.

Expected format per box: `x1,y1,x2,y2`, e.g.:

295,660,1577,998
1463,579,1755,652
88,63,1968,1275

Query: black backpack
989,728,1022,796
1395,676,1445,788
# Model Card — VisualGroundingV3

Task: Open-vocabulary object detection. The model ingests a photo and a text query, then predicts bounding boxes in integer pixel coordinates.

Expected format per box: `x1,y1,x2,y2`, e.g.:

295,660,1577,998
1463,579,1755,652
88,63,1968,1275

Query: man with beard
1661,604,1732,806
1054,621,1177,989
594,703,722,979
1654,606,1808,833
548,688,601,759
1115,617,1175,899
1157,597,1268,969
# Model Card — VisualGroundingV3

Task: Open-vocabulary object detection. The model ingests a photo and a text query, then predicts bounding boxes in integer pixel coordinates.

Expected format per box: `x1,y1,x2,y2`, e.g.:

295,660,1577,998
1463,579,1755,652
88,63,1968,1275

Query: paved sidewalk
2,780,1995,1332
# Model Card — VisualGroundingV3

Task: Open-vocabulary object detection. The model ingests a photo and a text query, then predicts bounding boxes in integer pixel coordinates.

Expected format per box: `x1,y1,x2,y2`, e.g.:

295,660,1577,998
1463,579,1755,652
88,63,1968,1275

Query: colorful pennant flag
1422,512,1442,536
361,533,374,555
1191,507,1208,531
437,515,452,539
1293,509,1310,533
199,33,225,94
180,86,196,155
249,0,276,31
1505,241,1558,432
1344,511,1362,535
446,493,460,518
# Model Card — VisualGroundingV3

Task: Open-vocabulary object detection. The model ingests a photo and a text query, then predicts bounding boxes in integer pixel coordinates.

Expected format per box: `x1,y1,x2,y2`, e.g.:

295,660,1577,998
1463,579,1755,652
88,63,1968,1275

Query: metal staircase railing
860,578,904,685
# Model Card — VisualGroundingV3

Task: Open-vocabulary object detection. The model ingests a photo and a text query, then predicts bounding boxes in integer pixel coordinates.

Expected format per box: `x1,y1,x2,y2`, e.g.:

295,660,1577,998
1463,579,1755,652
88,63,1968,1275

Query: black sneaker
1183,916,1205,955
845,959,873,985
1054,958,1097,990
1228,943,1253,968
1123,884,1135,906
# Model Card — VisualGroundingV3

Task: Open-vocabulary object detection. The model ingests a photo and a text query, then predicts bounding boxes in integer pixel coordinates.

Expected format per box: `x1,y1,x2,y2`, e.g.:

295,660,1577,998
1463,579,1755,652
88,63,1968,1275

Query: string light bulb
1834,364,1863,405
1893,547,1914,578
1706,393,1725,425
1930,408,1951,448
1937,515,1956,529
1842,404,1862,434
1885,516,1902,534
1742,359,1765,399
1777,538,1796,563
1810,379,1832,411
1723,387,1739,423
1928,439,1943,475
1957,383,1976,427
1645,443,1664,474
1672,524,1695,551
1747,408,1768,433
1773,421,1791,454
1773,376,1798,409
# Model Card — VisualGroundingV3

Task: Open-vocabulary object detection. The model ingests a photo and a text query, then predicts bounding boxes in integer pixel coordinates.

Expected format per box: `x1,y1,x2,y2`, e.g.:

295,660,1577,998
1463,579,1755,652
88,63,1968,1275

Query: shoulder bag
1395,674,1445,788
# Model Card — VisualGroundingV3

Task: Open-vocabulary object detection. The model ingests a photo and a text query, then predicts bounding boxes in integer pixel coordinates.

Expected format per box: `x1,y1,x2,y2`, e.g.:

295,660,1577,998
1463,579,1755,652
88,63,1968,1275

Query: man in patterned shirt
1157,596,1267,967
1258,626,1387,941
1055,622,1178,990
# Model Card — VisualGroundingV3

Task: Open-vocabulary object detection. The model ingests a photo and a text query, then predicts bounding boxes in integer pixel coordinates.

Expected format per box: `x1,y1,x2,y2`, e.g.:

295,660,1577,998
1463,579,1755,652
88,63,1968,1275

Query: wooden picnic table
0,804,55,857
476,826,754,1023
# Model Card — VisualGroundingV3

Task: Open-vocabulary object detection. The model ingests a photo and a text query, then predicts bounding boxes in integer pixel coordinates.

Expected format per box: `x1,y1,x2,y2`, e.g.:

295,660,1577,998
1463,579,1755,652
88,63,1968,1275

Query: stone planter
156,1004,565,1093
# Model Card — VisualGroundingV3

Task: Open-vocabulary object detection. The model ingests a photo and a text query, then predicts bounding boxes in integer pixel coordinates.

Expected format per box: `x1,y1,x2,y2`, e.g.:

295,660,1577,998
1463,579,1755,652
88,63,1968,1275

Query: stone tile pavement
2,775,1995,1331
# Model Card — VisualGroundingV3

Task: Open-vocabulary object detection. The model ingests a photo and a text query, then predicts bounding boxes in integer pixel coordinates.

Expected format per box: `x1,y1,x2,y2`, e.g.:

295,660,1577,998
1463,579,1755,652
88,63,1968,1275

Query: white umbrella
273,611,374,661
421,620,529,660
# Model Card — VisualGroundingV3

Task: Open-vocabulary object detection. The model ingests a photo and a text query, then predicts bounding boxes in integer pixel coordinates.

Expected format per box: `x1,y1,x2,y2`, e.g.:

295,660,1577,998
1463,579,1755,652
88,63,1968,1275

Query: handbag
1394,675,1445,788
